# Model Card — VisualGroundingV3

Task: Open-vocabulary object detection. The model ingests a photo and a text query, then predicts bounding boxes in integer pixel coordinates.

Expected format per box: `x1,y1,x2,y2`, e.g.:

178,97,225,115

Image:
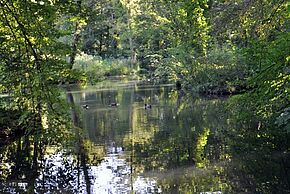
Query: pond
70,80,229,193
0,80,289,193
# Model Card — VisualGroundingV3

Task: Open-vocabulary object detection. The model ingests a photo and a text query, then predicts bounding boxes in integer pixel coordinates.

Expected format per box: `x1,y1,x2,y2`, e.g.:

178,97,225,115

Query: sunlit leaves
195,127,210,168
0,0,80,140
245,32,290,122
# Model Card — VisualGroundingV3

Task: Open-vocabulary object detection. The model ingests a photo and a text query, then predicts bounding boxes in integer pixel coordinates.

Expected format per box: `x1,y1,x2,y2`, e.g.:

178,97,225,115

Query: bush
184,43,249,93
73,53,132,84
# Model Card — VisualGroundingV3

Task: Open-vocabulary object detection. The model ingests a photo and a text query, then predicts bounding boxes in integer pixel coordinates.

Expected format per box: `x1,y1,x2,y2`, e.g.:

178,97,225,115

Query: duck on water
82,104,89,109
110,102,119,107
144,103,152,109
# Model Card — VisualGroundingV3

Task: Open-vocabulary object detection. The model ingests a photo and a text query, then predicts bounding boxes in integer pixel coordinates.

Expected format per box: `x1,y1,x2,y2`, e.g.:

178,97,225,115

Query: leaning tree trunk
69,0,82,69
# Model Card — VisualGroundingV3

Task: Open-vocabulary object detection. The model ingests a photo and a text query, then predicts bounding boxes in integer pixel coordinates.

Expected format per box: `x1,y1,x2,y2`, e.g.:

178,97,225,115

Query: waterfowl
82,104,89,109
144,103,152,109
110,102,119,107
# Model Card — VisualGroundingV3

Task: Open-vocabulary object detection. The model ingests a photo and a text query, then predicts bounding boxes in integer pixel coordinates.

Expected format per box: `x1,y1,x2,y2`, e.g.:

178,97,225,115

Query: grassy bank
73,53,137,84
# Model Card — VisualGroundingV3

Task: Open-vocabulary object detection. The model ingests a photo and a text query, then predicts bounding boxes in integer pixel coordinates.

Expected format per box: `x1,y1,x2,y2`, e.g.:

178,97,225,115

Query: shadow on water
0,79,289,193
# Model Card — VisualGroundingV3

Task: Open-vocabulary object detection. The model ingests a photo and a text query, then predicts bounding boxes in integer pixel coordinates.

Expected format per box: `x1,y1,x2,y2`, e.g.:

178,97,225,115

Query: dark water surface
0,80,289,193
71,81,229,193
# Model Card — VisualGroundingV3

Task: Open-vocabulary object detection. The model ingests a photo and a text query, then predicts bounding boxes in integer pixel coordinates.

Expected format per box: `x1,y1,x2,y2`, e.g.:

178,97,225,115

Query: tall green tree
81,0,127,58
135,0,210,81
222,0,290,127
0,0,76,133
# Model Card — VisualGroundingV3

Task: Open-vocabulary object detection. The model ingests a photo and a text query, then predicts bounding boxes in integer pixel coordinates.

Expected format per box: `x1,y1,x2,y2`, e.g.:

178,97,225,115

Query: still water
70,80,228,193
0,80,289,193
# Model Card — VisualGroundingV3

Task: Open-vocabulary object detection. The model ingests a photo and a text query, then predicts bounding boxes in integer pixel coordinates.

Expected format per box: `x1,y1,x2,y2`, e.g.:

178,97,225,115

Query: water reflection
70,81,230,193
1,80,289,193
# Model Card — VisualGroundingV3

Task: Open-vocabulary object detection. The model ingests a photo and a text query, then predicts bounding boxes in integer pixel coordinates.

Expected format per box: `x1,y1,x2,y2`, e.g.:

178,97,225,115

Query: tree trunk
69,0,82,69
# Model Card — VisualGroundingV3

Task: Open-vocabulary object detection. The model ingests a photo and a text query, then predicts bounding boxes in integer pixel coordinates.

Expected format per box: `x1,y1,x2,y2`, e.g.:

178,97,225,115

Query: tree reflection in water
0,80,289,193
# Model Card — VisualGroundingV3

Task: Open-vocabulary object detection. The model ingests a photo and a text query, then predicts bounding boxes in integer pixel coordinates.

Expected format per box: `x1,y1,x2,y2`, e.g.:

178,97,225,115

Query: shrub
73,53,132,84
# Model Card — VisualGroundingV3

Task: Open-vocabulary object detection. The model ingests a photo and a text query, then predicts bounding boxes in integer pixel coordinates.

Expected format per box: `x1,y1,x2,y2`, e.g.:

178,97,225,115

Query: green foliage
73,53,131,84
81,0,128,57
226,33,290,188
152,58,179,83
189,44,248,93
244,32,290,127
59,68,87,84
115,0,211,79
0,0,80,140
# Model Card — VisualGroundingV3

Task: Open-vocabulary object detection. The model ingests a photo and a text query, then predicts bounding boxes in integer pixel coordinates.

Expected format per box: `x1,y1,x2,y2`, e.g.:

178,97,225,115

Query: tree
0,0,75,134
